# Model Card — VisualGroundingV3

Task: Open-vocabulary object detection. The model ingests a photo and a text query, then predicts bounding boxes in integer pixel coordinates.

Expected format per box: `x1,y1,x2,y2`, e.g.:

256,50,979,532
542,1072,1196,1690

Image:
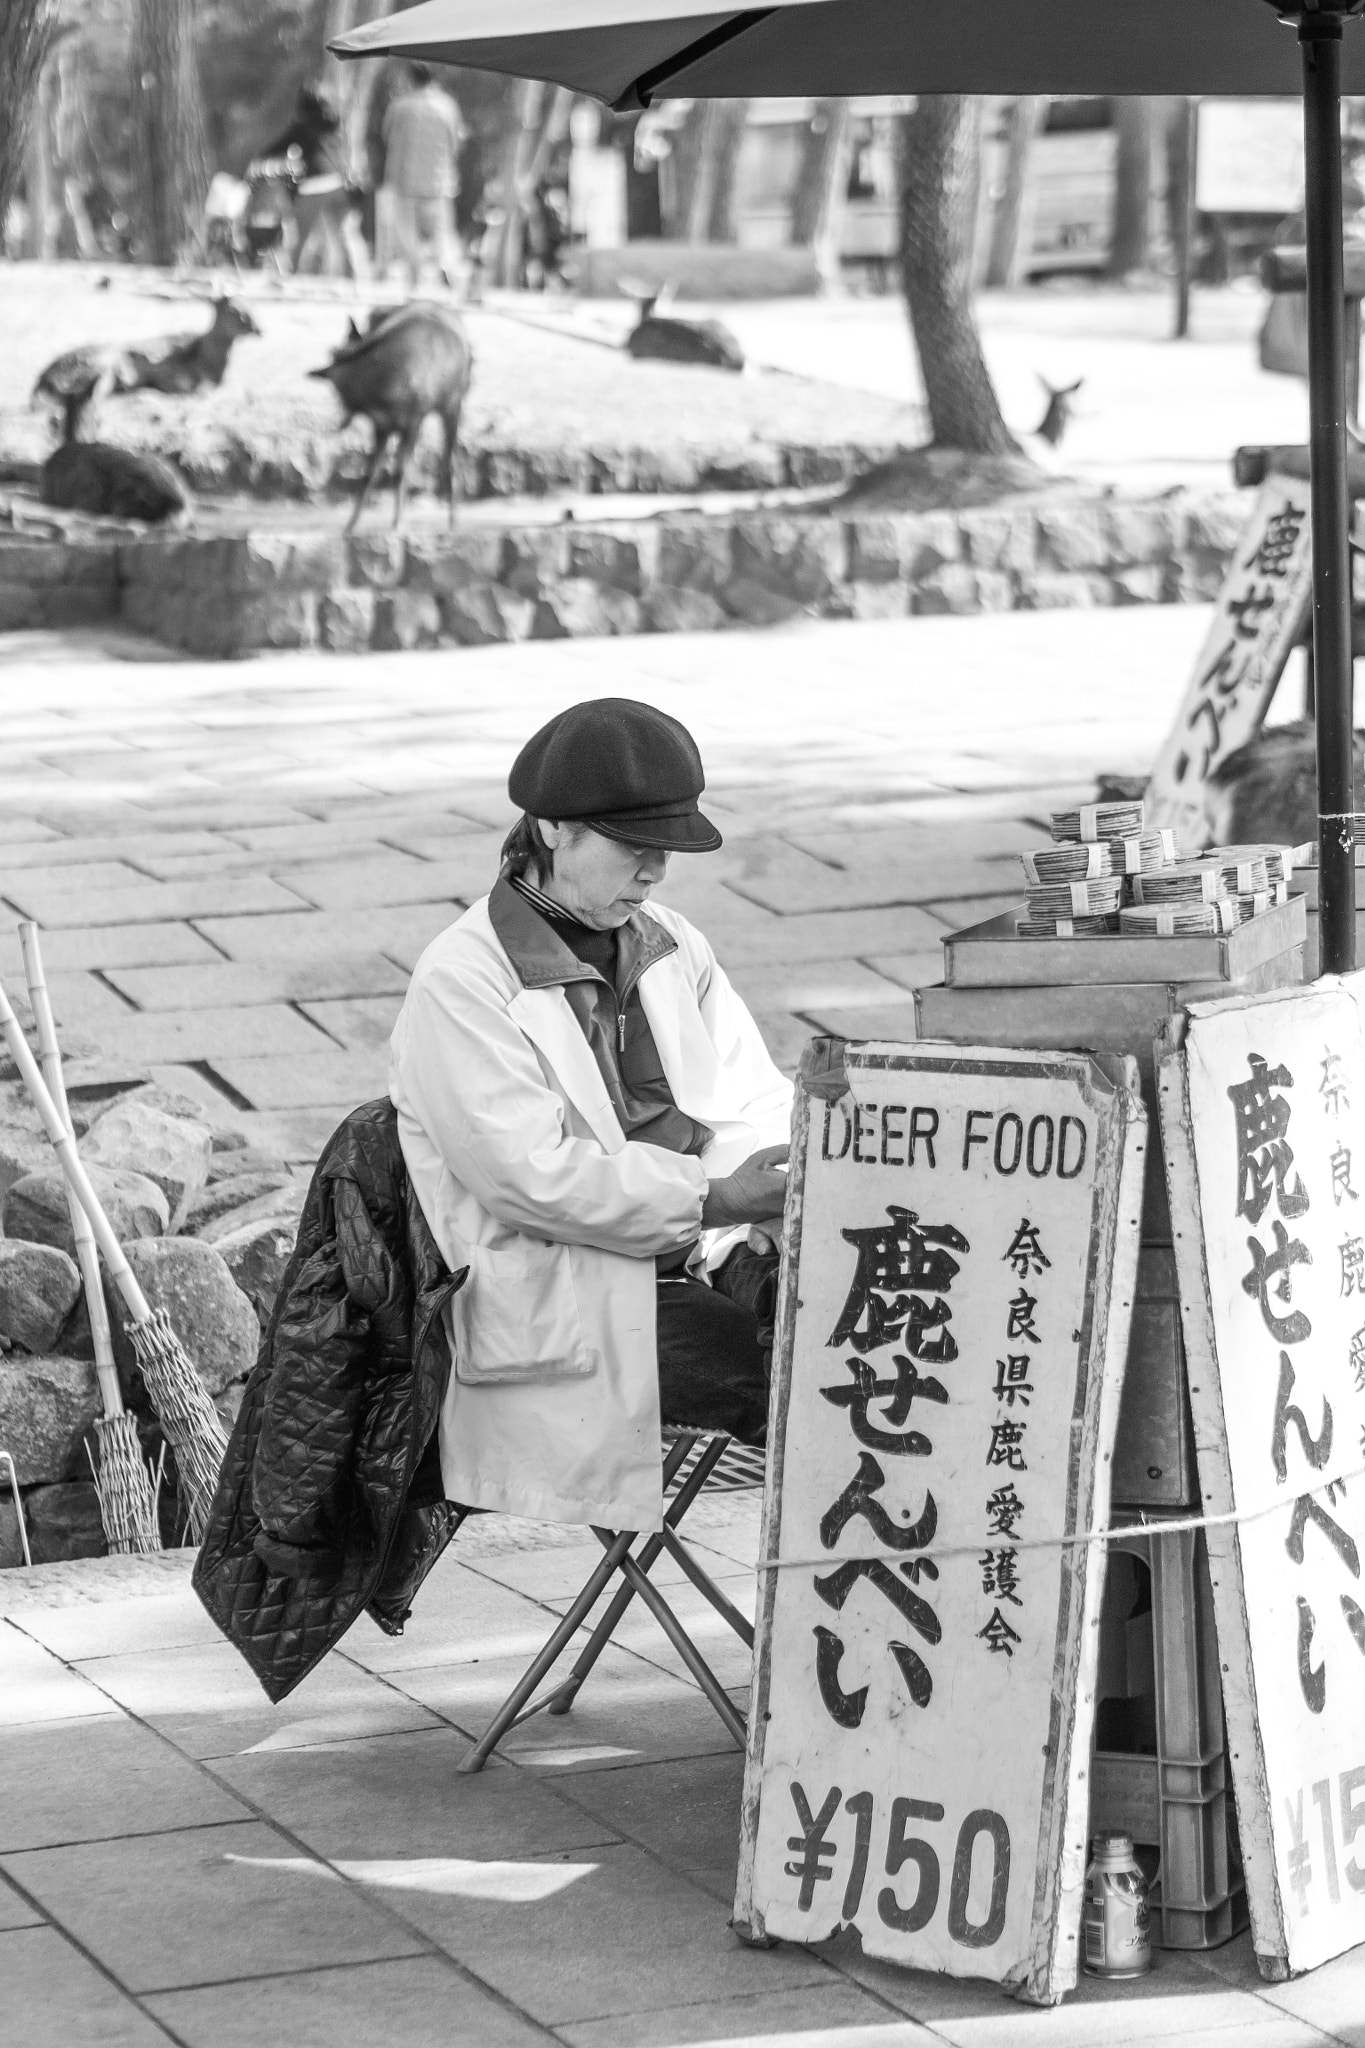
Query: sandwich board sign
735,1038,1145,2005
1159,979,1365,1977
1145,474,1312,851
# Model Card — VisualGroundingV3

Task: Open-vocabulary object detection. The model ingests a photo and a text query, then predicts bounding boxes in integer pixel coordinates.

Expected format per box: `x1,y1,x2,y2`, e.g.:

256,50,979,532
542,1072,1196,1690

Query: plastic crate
1090,1519,1249,1950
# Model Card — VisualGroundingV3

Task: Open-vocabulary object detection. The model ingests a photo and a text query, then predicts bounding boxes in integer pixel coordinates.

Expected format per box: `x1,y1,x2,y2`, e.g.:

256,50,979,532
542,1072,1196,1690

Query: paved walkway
0,603,1212,1162
2,606,1359,2048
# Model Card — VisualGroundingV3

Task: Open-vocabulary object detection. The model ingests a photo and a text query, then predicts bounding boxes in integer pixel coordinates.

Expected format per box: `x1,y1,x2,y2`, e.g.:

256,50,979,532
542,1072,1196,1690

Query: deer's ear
1068,379,1085,395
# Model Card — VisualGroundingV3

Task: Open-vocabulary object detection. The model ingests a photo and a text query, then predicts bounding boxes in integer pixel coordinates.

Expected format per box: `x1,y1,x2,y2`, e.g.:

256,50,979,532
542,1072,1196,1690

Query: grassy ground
0,264,924,503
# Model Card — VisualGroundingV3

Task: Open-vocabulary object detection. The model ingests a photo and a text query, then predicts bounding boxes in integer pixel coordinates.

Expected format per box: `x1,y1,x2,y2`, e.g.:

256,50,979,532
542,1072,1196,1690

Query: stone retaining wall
0,487,1249,657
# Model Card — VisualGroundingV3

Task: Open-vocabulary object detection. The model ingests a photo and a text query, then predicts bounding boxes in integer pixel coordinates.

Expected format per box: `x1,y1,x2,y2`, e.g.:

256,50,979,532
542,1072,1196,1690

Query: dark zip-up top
490,871,713,1160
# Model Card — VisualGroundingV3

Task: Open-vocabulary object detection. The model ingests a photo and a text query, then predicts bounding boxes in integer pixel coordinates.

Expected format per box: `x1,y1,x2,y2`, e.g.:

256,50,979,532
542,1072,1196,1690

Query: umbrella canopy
335,0,1365,974
333,0,1365,106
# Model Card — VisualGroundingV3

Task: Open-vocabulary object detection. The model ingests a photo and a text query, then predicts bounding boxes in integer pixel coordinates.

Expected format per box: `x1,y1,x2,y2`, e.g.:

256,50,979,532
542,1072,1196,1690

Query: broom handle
18,925,125,1418
0,975,153,1326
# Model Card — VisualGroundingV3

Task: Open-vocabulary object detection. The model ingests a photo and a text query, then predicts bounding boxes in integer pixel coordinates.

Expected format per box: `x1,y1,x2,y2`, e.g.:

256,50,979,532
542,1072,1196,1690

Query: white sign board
1146,474,1312,850
735,1040,1145,2005
1160,980,1365,1976
1196,101,1305,217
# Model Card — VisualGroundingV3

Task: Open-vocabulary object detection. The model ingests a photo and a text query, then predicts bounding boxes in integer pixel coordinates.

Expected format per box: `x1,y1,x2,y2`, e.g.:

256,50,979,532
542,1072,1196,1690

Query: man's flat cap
509,697,722,852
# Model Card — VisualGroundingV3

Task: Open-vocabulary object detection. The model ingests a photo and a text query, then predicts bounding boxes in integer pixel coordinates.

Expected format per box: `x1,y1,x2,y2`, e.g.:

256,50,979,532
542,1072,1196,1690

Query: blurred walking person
262,83,368,278
378,62,466,291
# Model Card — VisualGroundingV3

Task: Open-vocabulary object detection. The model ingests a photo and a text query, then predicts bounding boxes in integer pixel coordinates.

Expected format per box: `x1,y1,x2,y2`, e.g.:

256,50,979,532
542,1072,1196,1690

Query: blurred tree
898,94,1018,454
1109,95,1154,277
688,97,748,242
982,95,1043,288
0,0,58,232
129,0,208,261
660,100,705,237
790,98,848,235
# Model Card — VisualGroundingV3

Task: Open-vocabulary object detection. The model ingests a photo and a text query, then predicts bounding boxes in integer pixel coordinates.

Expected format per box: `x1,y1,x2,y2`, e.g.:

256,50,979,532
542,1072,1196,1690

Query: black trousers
654,1244,779,1447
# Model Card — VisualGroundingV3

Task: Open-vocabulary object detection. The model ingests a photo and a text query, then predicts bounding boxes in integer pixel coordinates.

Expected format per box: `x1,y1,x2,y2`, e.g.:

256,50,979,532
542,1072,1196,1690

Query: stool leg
545,1434,726,1716
659,1523,754,1648
457,1526,638,1773
612,1548,748,1747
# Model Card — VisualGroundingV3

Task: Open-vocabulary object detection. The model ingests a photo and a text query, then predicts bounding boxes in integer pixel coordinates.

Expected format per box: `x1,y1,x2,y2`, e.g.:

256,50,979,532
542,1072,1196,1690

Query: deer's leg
348,427,390,534
391,422,422,531
442,405,464,529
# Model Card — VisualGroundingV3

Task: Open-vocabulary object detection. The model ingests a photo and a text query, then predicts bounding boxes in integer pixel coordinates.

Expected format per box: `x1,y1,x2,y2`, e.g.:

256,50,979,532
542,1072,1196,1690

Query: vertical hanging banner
1159,980,1365,1977
735,1040,1146,2005
1145,473,1312,849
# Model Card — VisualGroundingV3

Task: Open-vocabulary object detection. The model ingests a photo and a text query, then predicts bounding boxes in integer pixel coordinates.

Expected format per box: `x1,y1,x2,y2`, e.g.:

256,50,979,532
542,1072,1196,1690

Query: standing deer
310,302,473,531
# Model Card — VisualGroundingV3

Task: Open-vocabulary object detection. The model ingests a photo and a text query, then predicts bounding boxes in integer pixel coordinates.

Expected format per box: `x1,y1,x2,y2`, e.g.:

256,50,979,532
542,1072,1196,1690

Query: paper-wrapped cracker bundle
1132,860,1241,906
1212,842,1295,886
1050,799,1144,844
1016,912,1120,938
1108,828,1176,876
1021,841,1116,885
1227,892,1274,924
1024,876,1125,919
1119,901,1238,936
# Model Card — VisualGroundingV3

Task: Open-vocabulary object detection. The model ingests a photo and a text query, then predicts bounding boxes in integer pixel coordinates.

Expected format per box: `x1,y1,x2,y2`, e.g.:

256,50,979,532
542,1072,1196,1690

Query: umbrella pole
1301,9,1357,974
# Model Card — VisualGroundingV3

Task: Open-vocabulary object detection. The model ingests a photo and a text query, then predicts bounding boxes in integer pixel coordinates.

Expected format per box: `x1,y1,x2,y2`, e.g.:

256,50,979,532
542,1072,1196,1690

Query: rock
205,1145,289,1185
210,1128,249,1154
0,1242,82,1353
108,1236,259,1398
372,587,442,651
182,1170,294,1235
81,1097,212,1232
215,1382,247,1431
719,576,803,626
642,586,727,634
0,1355,102,1483
4,1166,169,1257
122,1082,211,1126
212,1213,298,1330
0,1479,107,1565
198,1180,305,1244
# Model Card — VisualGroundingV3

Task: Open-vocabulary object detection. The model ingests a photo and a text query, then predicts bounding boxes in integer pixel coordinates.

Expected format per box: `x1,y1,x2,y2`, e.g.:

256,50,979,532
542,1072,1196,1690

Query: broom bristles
129,1307,229,1545
87,1413,161,1555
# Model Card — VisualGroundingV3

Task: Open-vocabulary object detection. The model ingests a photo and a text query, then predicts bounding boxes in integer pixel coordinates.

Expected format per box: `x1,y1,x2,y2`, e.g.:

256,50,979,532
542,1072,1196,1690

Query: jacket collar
488,871,676,992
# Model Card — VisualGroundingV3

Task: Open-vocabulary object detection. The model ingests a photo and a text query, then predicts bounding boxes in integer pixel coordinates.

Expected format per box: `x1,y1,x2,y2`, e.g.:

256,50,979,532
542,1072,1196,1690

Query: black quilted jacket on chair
192,1097,468,1702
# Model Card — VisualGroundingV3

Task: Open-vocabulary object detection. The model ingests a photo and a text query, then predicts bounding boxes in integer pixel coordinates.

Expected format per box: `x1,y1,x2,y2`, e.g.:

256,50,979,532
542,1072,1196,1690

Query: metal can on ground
1082,1830,1152,1978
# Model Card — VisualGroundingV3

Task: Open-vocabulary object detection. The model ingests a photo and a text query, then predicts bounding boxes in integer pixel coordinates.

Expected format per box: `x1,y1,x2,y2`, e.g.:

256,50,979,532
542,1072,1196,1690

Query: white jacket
388,892,793,1532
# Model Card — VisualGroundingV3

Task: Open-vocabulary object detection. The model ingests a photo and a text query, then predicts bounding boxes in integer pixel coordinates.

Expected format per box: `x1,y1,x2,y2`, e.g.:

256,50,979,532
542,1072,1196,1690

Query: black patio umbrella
336,0,1365,972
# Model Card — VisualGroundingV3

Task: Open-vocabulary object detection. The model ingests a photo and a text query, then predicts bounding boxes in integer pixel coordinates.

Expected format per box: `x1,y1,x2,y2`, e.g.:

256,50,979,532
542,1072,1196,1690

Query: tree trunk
22,44,58,257
983,96,1043,288
789,98,849,245
1166,96,1197,338
898,95,1019,454
659,101,706,239
1108,95,1154,278
0,0,57,235
688,98,748,244
129,0,208,266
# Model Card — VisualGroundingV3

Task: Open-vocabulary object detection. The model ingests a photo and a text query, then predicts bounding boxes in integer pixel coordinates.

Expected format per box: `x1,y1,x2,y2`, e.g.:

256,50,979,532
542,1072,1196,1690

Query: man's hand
701,1144,789,1231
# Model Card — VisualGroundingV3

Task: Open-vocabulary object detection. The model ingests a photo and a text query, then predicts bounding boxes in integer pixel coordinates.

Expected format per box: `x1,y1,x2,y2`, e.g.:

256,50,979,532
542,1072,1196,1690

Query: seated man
389,697,792,1534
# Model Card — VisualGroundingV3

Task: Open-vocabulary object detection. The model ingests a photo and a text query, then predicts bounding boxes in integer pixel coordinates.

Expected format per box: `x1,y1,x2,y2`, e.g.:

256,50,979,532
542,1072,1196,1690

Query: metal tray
942,894,1306,988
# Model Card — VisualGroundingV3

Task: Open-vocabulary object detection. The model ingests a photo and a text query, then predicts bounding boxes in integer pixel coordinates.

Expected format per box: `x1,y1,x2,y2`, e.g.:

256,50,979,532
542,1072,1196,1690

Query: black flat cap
509,698,722,852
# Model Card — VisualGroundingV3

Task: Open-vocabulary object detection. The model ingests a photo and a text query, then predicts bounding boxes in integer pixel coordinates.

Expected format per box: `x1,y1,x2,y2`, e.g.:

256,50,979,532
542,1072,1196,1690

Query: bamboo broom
0,973,228,1542
19,925,161,1556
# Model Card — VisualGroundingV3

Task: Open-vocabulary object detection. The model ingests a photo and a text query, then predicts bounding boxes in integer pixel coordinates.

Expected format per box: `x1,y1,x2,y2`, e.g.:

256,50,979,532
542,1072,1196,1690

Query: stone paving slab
0,1716,250,1852
3,1924,172,2047
144,1954,552,2048
2,1819,426,1993
105,954,411,1011
87,1002,335,1065
205,1049,389,1110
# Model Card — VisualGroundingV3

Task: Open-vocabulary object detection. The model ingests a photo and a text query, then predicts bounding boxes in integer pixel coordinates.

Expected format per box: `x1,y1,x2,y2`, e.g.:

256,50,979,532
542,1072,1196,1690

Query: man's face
539,823,669,930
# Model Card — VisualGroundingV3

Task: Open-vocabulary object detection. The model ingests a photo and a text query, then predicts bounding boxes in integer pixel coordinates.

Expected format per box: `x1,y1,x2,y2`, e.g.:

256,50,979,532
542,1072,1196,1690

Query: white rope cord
753,1457,1365,1573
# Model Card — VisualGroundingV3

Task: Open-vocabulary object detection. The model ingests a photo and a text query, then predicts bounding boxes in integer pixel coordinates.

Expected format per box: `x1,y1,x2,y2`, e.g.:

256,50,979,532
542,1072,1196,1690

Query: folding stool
459,1425,756,1773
